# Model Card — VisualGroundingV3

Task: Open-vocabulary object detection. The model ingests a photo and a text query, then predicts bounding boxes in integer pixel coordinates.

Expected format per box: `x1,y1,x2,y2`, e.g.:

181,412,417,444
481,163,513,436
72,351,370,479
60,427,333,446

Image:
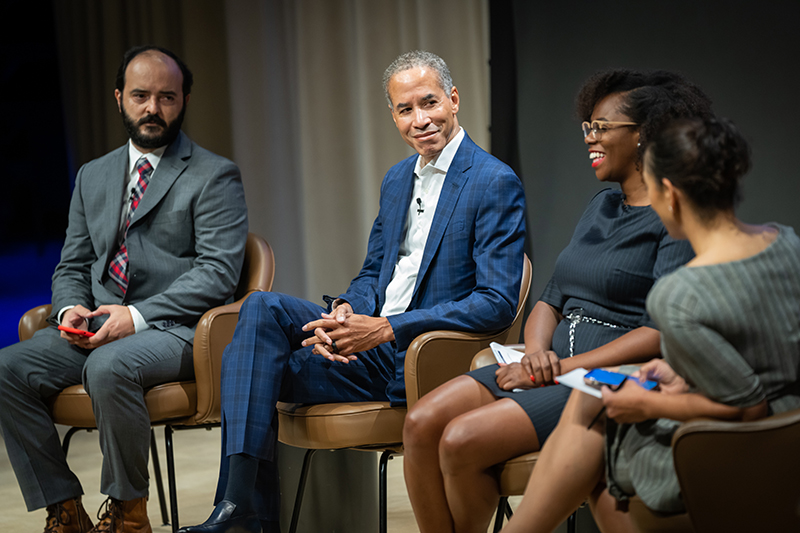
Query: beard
120,100,185,149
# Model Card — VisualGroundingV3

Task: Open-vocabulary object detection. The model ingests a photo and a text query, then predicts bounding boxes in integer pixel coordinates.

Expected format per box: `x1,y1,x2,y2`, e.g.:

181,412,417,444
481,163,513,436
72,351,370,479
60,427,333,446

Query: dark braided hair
575,69,713,162
645,117,751,219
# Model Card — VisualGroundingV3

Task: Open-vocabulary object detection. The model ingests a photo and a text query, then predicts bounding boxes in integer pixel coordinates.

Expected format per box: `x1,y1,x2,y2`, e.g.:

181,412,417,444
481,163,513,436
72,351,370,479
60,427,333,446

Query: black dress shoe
177,500,261,533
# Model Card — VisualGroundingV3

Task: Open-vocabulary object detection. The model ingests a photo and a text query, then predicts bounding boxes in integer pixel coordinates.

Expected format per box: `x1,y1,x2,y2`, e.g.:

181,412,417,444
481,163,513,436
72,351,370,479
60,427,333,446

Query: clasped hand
60,304,135,349
301,302,394,364
495,349,561,390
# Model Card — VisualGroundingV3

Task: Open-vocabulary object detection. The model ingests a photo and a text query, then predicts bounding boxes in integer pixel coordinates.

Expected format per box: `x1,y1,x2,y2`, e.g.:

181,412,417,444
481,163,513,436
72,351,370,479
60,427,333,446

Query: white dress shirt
380,127,465,317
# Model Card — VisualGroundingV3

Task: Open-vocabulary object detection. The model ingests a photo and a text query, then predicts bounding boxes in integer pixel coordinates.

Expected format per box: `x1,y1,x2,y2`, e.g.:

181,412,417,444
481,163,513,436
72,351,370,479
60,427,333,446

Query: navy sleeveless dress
467,189,694,442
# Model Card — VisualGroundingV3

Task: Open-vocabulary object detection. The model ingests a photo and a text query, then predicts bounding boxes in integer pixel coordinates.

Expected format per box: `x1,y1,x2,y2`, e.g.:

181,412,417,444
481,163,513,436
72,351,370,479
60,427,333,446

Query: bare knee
403,400,452,454
438,417,487,475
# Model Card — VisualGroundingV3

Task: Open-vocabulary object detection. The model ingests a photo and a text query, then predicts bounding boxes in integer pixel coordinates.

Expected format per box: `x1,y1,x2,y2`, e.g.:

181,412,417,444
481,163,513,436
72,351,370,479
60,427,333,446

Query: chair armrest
673,407,800,442
672,407,800,531
191,290,262,424
404,330,519,409
19,304,52,342
470,344,525,371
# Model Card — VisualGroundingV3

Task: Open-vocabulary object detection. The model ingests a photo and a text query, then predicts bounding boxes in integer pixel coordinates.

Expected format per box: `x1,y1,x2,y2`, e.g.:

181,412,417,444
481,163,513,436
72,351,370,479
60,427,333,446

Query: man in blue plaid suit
181,51,527,533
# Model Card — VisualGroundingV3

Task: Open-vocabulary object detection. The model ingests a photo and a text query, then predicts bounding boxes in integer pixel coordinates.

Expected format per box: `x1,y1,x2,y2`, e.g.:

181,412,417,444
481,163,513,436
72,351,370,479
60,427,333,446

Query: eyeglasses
581,120,638,140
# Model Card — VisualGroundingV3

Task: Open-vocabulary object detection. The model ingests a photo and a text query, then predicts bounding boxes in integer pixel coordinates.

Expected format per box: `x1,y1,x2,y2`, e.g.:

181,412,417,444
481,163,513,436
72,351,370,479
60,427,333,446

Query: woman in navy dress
402,69,713,533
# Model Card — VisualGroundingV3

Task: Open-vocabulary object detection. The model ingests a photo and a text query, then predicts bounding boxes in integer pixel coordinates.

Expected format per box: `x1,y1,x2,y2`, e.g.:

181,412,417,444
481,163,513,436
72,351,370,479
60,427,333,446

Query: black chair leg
150,429,170,526
165,425,179,533
378,450,394,533
288,449,318,533
493,497,509,532
61,427,85,455
567,509,577,533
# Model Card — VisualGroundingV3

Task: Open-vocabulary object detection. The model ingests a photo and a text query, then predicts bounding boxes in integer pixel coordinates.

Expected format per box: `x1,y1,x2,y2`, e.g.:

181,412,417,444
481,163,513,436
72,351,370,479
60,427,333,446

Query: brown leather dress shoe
43,497,93,533
89,497,152,533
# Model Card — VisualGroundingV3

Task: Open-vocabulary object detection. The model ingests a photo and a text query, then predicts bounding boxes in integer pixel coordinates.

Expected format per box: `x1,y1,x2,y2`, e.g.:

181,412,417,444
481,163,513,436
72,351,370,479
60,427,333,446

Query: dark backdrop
492,0,800,303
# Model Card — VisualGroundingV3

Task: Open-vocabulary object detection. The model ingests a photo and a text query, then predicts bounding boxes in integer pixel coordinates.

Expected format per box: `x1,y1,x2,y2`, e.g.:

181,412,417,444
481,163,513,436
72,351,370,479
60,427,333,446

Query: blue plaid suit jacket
338,133,527,401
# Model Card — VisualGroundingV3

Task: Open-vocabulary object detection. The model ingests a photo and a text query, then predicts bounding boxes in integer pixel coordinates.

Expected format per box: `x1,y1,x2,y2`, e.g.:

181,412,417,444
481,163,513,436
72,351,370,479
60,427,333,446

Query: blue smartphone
584,368,658,391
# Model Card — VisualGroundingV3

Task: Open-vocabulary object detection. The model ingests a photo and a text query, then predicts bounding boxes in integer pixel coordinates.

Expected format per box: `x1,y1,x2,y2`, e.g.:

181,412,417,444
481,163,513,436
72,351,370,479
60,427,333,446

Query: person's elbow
740,399,768,421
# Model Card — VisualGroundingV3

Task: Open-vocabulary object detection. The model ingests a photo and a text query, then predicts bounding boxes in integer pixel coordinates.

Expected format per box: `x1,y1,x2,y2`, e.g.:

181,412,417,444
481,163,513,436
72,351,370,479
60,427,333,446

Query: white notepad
489,342,524,364
553,368,602,398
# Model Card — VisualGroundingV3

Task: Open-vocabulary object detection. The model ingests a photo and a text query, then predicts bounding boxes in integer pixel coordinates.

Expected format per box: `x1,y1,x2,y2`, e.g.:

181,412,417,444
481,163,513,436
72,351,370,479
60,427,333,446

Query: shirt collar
413,127,465,177
127,141,167,175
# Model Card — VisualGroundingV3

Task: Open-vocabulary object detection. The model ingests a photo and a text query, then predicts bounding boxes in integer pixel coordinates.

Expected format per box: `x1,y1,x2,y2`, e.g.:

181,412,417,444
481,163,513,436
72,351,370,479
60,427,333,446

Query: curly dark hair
575,69,713,162
645,117,751,219
115,45,193,97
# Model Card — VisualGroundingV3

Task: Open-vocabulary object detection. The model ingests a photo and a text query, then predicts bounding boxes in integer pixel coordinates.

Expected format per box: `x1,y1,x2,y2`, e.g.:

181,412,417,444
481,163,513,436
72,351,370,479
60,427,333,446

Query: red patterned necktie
108,157,153,293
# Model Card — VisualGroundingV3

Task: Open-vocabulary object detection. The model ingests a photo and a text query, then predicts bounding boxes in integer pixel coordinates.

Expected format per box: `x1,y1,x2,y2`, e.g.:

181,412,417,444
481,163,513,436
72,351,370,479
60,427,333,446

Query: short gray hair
383,50,454,107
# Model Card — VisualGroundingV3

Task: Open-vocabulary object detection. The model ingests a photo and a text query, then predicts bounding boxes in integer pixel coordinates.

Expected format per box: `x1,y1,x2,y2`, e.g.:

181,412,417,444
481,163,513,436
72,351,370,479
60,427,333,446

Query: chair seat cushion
49,382,198,428
498,451,539,496
276,401,406,449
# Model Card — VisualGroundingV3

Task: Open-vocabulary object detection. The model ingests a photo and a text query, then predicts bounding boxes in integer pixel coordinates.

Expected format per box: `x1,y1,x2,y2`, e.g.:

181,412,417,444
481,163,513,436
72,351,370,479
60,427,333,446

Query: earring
668,205,673,212
637,142,641,147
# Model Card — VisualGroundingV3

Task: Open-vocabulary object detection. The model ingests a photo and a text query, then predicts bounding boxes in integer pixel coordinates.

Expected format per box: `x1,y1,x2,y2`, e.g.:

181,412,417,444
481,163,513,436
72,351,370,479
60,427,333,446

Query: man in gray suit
0,46,248,533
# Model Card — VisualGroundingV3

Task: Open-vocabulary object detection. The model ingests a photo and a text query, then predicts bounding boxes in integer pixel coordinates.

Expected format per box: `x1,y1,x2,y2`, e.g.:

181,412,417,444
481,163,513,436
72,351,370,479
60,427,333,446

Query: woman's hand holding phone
634,359,689,395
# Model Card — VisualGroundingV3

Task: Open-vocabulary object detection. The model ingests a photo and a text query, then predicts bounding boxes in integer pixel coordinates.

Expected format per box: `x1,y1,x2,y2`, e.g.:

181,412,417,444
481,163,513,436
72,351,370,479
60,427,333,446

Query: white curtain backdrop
225,0,490,300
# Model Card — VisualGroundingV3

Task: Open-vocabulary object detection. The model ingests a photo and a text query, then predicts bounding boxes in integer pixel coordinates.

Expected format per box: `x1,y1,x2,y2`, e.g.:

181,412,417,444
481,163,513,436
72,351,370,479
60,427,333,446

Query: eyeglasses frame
582,120,638,140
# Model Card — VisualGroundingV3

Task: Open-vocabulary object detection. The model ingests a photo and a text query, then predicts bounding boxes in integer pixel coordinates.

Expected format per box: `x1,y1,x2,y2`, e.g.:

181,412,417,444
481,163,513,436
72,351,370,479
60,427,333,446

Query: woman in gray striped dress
403,69,711,533
500,117,800,532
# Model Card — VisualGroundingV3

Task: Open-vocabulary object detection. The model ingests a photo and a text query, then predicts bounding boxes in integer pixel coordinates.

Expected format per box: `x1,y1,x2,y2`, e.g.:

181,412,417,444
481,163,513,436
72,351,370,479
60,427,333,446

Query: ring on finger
331,340,339,354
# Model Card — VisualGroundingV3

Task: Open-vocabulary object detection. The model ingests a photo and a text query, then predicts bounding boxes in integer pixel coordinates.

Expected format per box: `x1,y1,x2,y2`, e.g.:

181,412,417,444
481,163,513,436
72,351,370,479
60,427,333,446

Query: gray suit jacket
49,131,248,343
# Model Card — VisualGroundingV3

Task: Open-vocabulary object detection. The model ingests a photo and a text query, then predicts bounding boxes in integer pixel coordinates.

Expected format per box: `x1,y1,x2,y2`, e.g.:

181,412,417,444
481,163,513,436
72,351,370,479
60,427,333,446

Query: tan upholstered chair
276,254,532,533
630,406,800,533
17,233,275,533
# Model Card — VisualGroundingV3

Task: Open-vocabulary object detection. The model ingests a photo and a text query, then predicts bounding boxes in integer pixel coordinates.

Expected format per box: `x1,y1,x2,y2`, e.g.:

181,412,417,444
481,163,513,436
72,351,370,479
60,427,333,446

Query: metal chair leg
567,509,577,533
165,425,179,533
150,429,170,526
288,449,318,533
378,450,394,533
493,497,509,532
61,427,85,455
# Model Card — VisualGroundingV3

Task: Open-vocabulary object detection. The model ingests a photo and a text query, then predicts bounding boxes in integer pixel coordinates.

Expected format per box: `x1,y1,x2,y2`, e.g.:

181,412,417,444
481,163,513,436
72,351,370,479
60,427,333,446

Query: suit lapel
129,131,191,228
412,134,474,296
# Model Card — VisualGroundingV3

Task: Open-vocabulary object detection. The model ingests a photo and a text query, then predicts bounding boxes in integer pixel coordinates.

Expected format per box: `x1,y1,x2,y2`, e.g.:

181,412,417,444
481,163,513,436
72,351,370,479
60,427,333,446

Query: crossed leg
499,389,636,533
403,375,540,533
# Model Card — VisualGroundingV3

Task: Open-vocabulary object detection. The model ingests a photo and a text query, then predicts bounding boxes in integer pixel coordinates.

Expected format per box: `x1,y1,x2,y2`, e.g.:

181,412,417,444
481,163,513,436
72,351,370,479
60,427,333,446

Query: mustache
137,114,167,127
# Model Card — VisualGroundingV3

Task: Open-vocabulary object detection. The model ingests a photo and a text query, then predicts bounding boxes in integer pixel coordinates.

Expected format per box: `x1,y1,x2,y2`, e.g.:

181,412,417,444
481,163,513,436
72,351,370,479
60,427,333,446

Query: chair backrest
672,407,800,532
19,304,51,342
506,253,532,344
189,233,274,424
235,233,276,299
403,254,532,408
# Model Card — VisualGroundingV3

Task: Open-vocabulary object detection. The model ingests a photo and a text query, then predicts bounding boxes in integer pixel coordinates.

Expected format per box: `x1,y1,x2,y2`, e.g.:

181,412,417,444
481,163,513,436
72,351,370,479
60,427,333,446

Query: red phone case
58,325,95,337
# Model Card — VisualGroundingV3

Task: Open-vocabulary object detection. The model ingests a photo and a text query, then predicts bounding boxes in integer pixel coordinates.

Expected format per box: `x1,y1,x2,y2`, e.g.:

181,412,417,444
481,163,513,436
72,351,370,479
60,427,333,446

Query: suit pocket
150,209,189,225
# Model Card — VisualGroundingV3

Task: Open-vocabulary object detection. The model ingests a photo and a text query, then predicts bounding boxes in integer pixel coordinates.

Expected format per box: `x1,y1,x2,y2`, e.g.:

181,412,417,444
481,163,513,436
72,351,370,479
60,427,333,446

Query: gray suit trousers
0,326,193,511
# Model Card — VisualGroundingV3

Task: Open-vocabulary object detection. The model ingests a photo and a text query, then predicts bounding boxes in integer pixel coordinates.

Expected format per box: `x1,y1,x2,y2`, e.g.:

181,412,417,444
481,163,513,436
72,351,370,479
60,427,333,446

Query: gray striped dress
606,224,800,513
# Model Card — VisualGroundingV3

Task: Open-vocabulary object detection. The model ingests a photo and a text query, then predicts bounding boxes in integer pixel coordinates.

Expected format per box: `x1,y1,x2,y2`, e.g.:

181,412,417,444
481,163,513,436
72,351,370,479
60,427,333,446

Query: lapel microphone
416,197,424,215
